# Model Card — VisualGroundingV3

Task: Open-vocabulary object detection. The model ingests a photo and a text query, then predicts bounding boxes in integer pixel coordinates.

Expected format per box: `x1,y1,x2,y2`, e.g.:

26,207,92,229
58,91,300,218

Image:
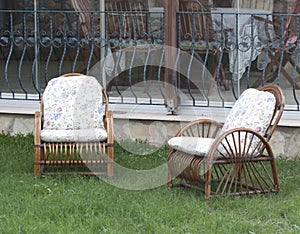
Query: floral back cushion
42,75,104,131
219,88,276,155
221,88,276,136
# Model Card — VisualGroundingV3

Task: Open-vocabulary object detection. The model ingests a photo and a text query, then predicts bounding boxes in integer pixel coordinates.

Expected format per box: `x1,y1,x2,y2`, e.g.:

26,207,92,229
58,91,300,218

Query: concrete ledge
111,104,300,127
1,102,300,158
1,100,299,127
0,100,40,115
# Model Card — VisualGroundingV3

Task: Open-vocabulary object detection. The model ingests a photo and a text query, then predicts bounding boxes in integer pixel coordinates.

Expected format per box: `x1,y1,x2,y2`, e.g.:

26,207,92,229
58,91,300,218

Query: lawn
0,134,299,234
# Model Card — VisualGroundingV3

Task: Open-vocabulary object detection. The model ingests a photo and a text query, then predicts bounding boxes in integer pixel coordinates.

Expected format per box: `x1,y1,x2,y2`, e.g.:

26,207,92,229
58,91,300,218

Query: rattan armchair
34,73,114,177
167,84,284,199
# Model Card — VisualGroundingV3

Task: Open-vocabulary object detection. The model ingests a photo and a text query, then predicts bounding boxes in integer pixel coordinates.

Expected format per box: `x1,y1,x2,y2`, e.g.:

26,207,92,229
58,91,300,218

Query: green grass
0,134,300,234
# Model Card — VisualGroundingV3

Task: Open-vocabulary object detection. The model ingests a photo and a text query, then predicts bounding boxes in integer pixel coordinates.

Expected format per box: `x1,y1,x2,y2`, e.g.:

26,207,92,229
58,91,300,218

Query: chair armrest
176,118,222,138
206,127,274,163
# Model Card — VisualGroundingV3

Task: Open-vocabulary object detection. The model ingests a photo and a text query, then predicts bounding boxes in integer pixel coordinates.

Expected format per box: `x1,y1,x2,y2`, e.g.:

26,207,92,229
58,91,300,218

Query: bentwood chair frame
34,73,114,177
167,84,284,199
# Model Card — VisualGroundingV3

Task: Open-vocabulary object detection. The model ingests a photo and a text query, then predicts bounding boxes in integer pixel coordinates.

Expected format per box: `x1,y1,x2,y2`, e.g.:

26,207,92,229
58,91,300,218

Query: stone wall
1,113,299,158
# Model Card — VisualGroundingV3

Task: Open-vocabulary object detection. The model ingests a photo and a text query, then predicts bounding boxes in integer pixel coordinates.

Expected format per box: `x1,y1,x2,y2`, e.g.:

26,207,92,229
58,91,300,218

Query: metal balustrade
0,9,299,111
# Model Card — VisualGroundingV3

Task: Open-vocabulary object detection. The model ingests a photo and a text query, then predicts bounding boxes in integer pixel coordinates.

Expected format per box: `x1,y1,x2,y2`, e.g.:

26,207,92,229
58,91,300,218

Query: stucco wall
1,113,299,158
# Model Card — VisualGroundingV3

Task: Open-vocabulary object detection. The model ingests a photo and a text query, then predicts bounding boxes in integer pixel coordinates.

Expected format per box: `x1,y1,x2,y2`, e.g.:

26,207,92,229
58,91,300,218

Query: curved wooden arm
206,127,274,163
102,89,109,117
176,118,222,138
203,127,279,199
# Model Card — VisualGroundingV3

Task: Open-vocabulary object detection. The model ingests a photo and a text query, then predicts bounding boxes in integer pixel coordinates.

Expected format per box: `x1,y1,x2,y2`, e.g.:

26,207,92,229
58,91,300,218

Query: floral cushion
168,137,215,157
41,128,107,142
220,88,276,136
41,74,107,142
168,88,276,157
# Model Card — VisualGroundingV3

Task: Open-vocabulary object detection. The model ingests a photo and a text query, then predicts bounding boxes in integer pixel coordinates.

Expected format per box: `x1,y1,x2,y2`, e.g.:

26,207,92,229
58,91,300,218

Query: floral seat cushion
41,128,107,142
168,88,276,157
168,137,215,157
41,74,107,142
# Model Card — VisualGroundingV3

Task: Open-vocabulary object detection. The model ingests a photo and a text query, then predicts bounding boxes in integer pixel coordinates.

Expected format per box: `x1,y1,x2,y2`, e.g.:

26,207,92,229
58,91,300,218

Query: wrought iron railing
176,10,300,110
0,9,299,111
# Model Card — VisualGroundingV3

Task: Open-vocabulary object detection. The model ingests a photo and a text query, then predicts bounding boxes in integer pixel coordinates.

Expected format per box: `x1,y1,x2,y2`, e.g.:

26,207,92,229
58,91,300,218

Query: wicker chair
34,73,114,177
167,84,284,199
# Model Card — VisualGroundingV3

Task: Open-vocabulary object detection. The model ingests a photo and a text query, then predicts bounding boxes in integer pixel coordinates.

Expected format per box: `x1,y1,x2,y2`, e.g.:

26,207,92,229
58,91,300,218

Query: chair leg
34,147,42,176
204,168,212,200
107,147,114,178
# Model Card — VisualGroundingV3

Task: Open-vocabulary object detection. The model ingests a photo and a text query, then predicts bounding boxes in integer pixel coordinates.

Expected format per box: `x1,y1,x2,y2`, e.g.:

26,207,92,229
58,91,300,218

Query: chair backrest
232,0,274,11
179,0,214,43
42,73,105,131
221,85,284,142
217,85,284,155
105,0,149,40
